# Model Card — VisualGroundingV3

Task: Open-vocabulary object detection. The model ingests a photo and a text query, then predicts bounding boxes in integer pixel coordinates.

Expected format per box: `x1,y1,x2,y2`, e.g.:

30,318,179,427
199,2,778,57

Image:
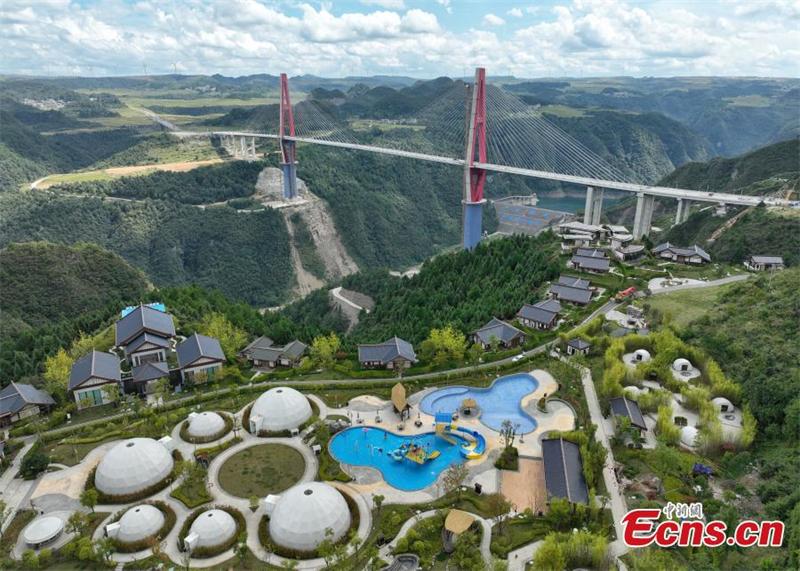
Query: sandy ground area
31,457,101,500
36,158,227,188
501,458,548,514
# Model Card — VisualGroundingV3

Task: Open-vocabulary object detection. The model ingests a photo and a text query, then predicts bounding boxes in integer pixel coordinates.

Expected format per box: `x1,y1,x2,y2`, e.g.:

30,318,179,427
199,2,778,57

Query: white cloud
436,0,453,15
482,14,506,26
507,8,523,18
525,6,540,14
361,0,406,10
0,0,797,78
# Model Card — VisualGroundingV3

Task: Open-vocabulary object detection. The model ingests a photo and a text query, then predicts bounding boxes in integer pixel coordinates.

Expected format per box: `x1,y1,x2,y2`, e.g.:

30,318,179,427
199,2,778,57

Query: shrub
494,446,519,471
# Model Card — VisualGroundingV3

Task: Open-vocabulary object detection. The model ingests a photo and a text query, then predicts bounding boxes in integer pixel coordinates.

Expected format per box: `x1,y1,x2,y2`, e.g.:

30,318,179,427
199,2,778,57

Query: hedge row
195,436,242,461
179,412,233,444
257,489,359,559
110,500,177,553
178,505,246,559
85,450,183,504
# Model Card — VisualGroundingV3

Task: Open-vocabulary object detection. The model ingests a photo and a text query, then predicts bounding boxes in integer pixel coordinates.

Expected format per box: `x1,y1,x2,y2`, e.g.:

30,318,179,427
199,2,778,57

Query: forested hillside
550,111,712,183
683,270,800,526
660,137,800,192
49,160,264,205
0,192,293,305
350,233,561,344
0,242,149,332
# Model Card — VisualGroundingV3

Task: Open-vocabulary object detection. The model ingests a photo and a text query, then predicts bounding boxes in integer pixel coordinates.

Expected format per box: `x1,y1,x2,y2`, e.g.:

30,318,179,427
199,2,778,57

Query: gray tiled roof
282,340,308,360
751,255,784,264
358,337,417,364
115,304,175,346
176,334,225,368
517,304,558,326
240,336,274,355
557,275,590,289
69,350,121,391
249,340,307,362
542,437,589,505
126,332,171,354
550,283,593,305
473,318,526,345
575,248,606,259
610,396,647,430
534,299,562,313
571,255,611,272
567,338,591,351
0,382,55,418
131,361,170,383
653,243,711,262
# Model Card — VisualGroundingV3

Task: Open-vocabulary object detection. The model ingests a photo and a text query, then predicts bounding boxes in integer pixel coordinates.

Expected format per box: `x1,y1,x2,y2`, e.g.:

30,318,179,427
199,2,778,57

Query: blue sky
2,0,799,78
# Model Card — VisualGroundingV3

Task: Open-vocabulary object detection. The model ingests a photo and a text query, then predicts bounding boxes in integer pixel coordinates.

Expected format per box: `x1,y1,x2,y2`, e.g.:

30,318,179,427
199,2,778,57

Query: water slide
450,426,486,459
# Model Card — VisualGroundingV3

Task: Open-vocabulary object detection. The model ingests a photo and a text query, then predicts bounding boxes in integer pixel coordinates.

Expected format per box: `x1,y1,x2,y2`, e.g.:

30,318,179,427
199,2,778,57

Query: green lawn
43,435,121,467
218,444,305,498
645,283,734,328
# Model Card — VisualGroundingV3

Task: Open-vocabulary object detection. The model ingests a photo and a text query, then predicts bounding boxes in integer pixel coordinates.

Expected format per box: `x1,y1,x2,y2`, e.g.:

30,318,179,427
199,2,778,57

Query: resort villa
176,333,225,383
470,317,527,349
516,300,561,330
357,336,417,370
68,350,122,409
0,382,55,427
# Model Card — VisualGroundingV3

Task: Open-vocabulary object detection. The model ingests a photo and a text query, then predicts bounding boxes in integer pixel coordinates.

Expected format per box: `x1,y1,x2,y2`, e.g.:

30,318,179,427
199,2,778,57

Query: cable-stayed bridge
171,69,791,248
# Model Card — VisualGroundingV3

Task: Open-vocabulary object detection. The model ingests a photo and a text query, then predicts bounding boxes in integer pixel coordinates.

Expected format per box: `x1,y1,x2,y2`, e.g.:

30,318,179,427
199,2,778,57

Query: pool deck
328,369,575,502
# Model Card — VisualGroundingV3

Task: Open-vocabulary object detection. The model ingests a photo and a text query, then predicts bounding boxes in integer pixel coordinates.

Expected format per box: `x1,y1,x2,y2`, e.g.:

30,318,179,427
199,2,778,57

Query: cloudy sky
2,0,799,79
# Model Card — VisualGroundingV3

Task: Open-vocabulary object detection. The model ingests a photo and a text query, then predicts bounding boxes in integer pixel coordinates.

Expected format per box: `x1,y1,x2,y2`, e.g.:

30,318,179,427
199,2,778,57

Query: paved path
0,439,38,535
648,274,749,294
508,539,542,571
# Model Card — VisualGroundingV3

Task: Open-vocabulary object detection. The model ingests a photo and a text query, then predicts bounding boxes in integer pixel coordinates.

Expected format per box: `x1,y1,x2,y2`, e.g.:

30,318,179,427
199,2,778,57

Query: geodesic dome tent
269,482,351,552
623,386,642,397
186,509,237,550
673,358,692,372
187,411,226,439
110,504,165,543
633,349,652,363
95,438,174,496
250,387,312,433
680,426,699,447
712,397,733,412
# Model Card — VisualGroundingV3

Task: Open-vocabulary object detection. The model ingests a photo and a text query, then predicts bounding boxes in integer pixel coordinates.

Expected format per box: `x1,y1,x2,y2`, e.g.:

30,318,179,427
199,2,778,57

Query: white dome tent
680,426,699,447
250,387,312,433
623,386,642,397
107,505,165,543
185,509,237,551
23,516,64,549
633,349,651,363
672,358,692,372
187,411,226,439
269,482,351,552
95,438,174,496
712,397,734,413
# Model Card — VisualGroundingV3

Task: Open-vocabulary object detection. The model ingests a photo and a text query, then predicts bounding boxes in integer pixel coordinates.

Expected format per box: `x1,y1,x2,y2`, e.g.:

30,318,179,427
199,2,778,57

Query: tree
532,535,567,571
235,532,249,566
310,333,341,369
66,511,89,536
317,528,335,568
467,343,484,368
20,449,51,478
249,496,259,512
80,489,98,514
21,550,40,569
96,538,115,563
499,419,521,449
485,493,514,533
75,537,96,561
372,493,385,518
281,560,300,570
420,326,468,365
441,463,469,500
152,377,171,411
451,532,483,571
0,500,10,539
37,549,51,568
492,556,509,571
43,348,73,395
198,312,248,359
102,382,120,406
653,442,681,486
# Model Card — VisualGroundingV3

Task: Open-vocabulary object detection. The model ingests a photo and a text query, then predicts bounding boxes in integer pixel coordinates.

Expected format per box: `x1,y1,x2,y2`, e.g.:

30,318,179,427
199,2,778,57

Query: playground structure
434,413,487,460
399,441,441,465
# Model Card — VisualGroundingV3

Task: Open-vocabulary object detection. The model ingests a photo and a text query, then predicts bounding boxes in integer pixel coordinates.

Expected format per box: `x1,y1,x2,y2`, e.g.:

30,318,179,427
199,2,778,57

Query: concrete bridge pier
248,137,257,160
632,192,655,239
674,198,692,225
281,140,299,199
583,186,604,226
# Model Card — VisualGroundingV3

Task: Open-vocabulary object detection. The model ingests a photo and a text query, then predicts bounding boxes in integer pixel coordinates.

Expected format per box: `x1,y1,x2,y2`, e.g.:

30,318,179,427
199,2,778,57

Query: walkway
648,274,749,294
0,439,38,535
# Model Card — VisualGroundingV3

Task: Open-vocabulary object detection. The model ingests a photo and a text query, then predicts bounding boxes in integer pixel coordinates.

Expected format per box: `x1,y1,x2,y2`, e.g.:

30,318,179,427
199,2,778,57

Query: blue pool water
420,373,539,434
329,427,466,491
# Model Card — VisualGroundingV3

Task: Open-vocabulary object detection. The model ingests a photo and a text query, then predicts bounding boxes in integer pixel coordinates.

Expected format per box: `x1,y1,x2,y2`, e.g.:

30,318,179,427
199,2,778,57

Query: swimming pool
329,427,466,491
420,373,539,434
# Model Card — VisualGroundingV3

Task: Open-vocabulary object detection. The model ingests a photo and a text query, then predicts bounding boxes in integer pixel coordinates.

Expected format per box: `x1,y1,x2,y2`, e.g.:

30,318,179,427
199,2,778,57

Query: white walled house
115,304,176,366
176,334,225,384
69,350,122,409
0,383,55,427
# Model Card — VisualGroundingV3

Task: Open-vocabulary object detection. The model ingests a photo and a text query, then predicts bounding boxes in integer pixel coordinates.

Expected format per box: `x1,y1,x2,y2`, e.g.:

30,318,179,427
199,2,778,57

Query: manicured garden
218,444,305,498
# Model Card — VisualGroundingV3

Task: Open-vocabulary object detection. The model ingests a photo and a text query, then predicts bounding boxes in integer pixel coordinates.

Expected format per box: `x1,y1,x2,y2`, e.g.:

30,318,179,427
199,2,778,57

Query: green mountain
0,192,293,306
0,241,149,332
659,137,800,192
